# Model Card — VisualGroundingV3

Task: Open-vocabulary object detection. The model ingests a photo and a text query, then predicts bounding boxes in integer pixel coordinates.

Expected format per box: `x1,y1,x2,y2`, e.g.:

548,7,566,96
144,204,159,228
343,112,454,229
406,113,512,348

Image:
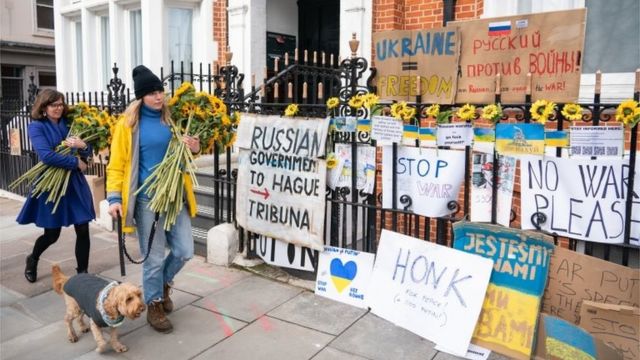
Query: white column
228,2,248,73
141,0,164,77
81,8,99,92
228,0,266,91
108,1,126,87
340,0,373,85
193,0,217,68
53,0,72,92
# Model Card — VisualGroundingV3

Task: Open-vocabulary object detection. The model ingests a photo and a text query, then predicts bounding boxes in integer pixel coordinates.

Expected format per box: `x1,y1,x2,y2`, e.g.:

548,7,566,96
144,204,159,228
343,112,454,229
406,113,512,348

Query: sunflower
456,104,477,121
326,152,338,169
175,82,194,97
481,104,503,123
615,99,640,127
401,107,416,122
284,103,299,116
530,99,556,124
561,103,583,121
363,93,380,109
348,94,365,109
326,97,340,109
390,101,407,119
425,104,440,118
221,114,232,126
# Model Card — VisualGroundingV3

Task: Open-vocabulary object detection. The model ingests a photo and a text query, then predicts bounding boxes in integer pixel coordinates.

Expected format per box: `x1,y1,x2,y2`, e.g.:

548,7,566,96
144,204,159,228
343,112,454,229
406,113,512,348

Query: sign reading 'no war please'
368,230,493,357
235,113,330,251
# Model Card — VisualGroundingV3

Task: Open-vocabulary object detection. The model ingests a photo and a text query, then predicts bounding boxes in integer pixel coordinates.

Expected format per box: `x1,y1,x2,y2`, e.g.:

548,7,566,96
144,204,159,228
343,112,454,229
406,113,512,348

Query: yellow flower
530,99,556,124
456,104,476,121
175,82,194,97
363,93,380,109
561,103,583,121
401,107,416,122
284,103,299,116
390,101,407,119
615,99,640,127
481,104,503,122
326,97,340,109
208,95,226,114
326,153,338,169
425,104,440,118
221,114,231,126
167,95,179,107
348,94,365,109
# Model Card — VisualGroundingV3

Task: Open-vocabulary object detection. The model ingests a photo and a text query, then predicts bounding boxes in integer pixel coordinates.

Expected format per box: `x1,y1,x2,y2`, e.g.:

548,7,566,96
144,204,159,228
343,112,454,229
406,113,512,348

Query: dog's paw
95,345,108,354
113,343,128,353
80,326,90,333
68,334,78,343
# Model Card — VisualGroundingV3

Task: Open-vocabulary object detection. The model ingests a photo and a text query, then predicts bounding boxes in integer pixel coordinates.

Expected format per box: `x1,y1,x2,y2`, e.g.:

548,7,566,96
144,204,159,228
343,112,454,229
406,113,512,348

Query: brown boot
163,283,174,313
147,301,173,333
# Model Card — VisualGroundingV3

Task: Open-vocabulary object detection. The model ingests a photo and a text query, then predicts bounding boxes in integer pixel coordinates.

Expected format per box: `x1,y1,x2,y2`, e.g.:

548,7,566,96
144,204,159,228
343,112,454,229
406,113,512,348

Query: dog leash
116,213,158,276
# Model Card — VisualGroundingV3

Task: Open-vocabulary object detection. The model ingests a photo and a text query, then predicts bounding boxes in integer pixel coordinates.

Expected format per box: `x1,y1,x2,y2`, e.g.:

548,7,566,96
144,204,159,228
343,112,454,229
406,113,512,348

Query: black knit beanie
132,65,164,99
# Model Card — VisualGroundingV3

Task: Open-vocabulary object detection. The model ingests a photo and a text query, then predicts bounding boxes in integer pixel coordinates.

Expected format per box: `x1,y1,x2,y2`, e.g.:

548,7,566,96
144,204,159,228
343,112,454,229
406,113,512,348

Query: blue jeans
134,197,194,304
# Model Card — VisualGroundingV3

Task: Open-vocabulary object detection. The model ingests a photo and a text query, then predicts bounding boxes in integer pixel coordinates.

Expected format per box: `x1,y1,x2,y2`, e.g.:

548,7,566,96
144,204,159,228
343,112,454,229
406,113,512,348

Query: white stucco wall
1,0,55,45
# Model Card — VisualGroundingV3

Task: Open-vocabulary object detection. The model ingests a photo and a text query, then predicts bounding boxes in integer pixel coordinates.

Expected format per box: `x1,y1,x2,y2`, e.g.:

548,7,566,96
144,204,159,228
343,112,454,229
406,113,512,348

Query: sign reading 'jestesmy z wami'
235,113,330,251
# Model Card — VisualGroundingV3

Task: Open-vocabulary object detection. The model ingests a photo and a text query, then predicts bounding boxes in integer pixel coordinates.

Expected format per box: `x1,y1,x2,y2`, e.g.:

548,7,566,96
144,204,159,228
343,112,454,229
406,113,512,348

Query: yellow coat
106,119,197,233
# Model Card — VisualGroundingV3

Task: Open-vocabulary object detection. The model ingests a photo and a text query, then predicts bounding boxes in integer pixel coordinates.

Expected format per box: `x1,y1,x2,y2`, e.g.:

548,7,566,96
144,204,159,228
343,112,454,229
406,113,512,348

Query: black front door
298,0,340,62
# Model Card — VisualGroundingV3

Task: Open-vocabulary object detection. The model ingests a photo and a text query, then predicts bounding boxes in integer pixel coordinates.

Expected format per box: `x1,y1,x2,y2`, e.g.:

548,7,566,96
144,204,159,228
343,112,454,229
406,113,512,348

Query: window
101,16,111,88
35,0,54,31
167,8,193,66
130,10,143,66
38,72,56,87
1,65,24,102
75,21,84,90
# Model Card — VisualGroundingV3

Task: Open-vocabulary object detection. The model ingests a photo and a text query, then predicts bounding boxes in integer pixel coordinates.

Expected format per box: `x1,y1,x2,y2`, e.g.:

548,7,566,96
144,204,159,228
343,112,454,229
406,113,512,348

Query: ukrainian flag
403,124,418,139
357,119,371,132
419,127,436,141
545,130,569,147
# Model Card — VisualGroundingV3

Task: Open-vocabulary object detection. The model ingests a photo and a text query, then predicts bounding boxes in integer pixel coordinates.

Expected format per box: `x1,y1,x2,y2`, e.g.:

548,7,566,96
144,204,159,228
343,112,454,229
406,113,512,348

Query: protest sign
451,9,587,104
255,235,317,272
435,343,491,360
542,247,639,325
382,146,466,217
495,123,545,156
570,125,624,158
373,28,460,103
235,114,330,250
535,313,622,360
9,128,21,156
315,246,375,309
521,156,640,245
327,143,376,194
371,115,404,145
453,222,555,360
368,230,493,356
470,152,516,227
579,301,639,360
436,123,473,148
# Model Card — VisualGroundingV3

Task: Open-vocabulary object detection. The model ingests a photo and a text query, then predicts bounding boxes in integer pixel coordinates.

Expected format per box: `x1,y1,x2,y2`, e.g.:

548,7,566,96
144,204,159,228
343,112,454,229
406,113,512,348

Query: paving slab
0,306,43,342
100,262,143,284
114,305,246,360
268,291,367,335
0,238,32,259
330,312,439,360
193,275,301,323
312,346,372,360
0,285,26,307
0,252,55,297
13,289,66,325
170,260,251,297
193,316,333,360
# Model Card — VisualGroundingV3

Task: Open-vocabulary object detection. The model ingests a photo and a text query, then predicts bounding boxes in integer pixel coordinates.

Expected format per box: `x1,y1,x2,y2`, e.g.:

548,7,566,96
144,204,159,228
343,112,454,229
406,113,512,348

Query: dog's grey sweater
63,274,110,328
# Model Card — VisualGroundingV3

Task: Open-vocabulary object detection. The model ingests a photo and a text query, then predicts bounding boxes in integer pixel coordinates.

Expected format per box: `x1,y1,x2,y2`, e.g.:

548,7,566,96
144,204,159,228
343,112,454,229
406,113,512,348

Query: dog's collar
97,281,125,327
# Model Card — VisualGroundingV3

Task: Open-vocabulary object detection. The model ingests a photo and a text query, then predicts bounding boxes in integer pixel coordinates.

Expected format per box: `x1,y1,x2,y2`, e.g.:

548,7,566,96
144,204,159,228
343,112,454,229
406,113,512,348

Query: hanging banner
315,246,375,309
235,114,330,251
368,230,493,356
382,146,466,217
372,28,460,103
453,222,555,360
451,9,587,104
470,152,516,227
542,246,640,325
521,156,640,245
255,235,317,272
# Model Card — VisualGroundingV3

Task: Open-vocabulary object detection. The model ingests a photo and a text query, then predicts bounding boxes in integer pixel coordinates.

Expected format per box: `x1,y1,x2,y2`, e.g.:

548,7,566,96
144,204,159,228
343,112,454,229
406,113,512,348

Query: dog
52,265,145,353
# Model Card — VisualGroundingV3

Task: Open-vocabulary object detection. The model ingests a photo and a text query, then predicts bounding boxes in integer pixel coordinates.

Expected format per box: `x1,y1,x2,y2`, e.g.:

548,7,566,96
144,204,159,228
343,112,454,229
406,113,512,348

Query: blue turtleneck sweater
138,104,171,198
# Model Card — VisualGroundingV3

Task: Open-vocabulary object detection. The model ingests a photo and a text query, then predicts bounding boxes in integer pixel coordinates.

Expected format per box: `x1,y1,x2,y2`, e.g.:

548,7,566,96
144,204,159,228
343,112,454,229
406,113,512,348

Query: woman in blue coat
16,89,96,282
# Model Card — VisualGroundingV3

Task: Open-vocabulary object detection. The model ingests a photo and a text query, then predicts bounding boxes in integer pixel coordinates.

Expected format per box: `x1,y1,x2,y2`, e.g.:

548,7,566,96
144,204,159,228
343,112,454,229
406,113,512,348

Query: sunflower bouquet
615,99,640,128
10,102,114,212
137,82,237,230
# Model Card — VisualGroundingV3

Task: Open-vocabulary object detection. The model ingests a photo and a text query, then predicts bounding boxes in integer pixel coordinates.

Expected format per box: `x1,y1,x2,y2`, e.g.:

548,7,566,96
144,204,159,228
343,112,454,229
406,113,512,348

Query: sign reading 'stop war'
373,29,460,103
235,113,330,251
450,9,586,104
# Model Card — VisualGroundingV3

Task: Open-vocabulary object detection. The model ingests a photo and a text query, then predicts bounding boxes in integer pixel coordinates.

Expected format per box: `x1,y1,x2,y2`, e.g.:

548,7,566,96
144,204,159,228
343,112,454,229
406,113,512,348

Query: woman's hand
77,158,88,172
183,135,200,153
108,203,123,218
64,136,87,150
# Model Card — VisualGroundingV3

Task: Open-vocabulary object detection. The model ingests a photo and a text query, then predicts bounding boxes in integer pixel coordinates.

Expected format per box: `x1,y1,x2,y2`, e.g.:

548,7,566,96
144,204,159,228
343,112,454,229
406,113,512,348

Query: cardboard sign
382,146,466,217
235,114,330,251
315,246,375,309
453,222,555,360
9,128,21,156
436,123,473,148
451,9,587,104
535,313,623,360
542,247,640,325
373,28,460,103
521,156,640,245
255,235,317,272
579,301,639,360
570,125,624,158
495,123,545,156
368,230,493,356
371,115,404,144
470,152,516,227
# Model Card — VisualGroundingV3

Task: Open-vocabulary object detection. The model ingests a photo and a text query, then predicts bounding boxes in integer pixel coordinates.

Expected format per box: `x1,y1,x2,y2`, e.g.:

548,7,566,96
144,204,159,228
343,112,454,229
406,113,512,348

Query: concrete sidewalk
0,196,503,360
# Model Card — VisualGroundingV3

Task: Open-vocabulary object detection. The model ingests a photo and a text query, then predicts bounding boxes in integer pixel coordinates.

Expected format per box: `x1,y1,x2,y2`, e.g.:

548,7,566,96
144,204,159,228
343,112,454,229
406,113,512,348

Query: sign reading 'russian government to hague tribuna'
235,113,330,251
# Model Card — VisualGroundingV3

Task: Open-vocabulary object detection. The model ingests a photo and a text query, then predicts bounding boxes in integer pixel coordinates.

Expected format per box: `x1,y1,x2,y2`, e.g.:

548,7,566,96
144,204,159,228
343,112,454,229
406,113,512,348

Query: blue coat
16,118,96,228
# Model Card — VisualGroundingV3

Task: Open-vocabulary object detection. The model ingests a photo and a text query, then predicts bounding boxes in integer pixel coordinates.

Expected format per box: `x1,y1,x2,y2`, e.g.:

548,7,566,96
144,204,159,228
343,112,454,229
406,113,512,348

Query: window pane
167,8,193,66
36,6,54,30
75,22,83,89
130,10,142,66
38,73,56,86
101,16,111,87
37,0,53,6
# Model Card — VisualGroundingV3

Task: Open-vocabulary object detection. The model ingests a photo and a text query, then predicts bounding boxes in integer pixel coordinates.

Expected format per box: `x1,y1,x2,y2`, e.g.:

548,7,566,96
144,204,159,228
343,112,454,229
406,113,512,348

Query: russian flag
488,21,511,36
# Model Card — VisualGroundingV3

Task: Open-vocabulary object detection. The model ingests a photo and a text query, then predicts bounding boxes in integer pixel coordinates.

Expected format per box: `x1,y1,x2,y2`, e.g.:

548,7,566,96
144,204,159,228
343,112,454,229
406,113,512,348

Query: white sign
333,116,357,132
255,235,317,272
315,246,375,308
235,114,330,251
368,230,493,356
327,143,376,194
436,123,473,148
521,156,640,245
371,115,403,145
470,152,516,227
435,344,491,360
382,146,466,217
570,125,624,158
